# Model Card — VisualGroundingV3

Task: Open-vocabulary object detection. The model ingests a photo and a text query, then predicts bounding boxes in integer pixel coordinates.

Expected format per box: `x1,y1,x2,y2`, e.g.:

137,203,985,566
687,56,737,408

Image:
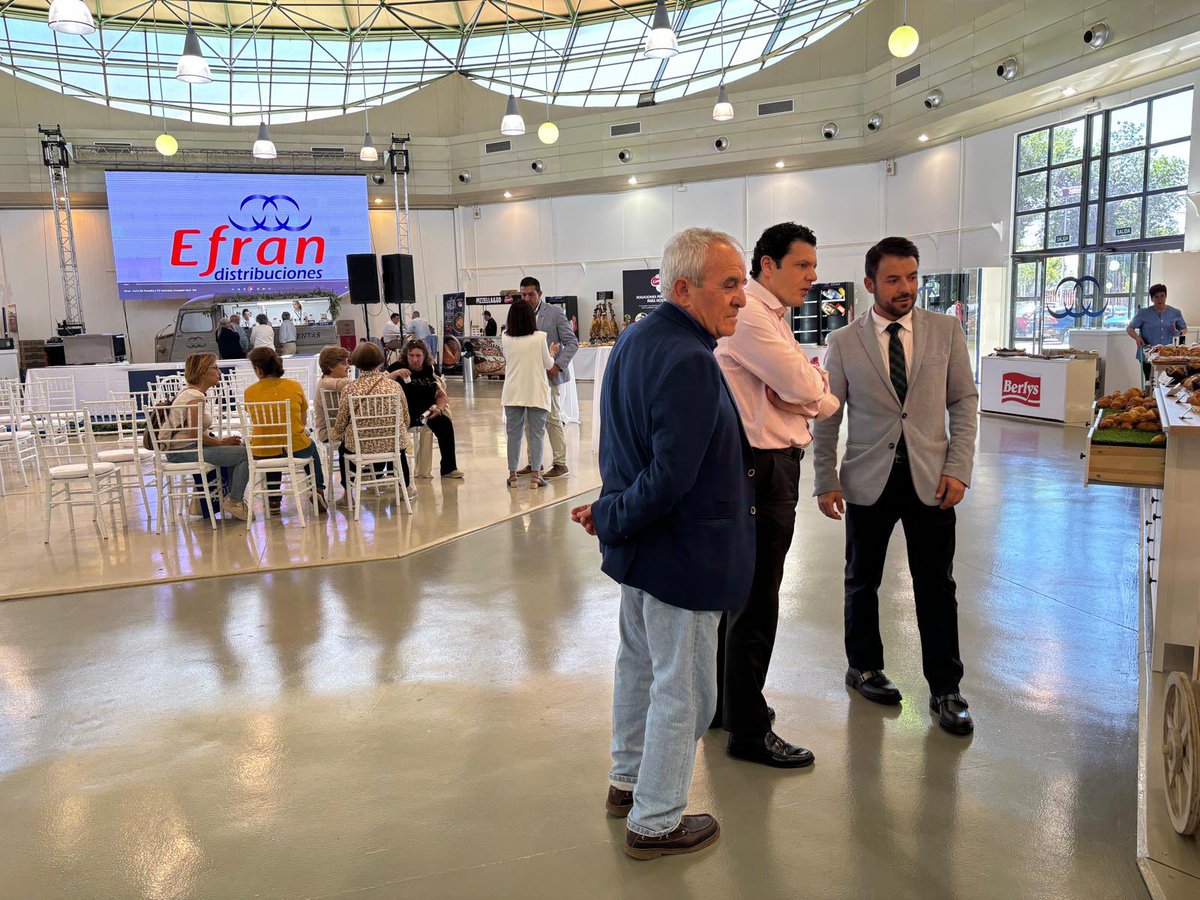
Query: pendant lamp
252,121,277,159
176,27,212,84
48,0,96,35
888,1,919,58
155,133,179,156
712,84,733,121
537,121,559,145
500,94,525,136
359,131,378,162
644,0,678,58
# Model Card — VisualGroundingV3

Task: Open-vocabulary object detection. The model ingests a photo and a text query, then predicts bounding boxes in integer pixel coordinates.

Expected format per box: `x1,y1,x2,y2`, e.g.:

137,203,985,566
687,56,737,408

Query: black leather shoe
709,705,775,730
727,731,815,769
930,692,974,735
606,785,633,818
846,667,902,705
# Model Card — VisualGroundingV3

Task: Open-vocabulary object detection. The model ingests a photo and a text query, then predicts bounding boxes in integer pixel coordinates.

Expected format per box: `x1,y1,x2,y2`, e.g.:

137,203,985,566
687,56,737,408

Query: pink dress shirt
715,277,840,450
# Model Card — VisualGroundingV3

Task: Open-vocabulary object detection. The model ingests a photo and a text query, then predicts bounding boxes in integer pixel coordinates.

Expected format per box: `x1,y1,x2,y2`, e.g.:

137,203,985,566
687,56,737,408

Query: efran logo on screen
1001,372,1041,407
170,194,326,279
104,172,370,301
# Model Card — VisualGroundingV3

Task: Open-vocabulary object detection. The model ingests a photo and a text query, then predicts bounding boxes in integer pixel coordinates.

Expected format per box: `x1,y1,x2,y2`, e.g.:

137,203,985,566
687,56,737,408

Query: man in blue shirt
1127,284,1187,380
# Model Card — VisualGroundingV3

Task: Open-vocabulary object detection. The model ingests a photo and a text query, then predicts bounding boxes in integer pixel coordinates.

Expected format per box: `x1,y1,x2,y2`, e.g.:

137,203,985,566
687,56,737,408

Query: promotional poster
621,268,664,320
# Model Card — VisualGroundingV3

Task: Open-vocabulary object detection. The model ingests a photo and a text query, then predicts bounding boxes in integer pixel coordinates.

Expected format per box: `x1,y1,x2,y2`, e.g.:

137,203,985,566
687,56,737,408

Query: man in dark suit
572,227,753,860
811,236,979,735
520,277,579,478
482,310,498,336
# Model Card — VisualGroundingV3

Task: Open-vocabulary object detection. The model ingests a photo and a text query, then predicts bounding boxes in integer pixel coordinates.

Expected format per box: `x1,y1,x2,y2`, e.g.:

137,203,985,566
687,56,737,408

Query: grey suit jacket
535,301,580,386
811,307,978,507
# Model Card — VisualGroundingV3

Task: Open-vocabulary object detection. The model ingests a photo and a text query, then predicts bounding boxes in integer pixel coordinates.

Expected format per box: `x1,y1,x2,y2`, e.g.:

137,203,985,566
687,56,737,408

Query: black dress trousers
715,446,802,737
843,460,964,696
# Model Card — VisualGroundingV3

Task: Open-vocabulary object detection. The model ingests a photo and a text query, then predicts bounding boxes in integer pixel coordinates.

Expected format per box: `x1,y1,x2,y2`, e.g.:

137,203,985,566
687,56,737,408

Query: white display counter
0,348,17,380
980,355,1098,425
572,345,613,382
26,358,319,404
1068,328,1141,394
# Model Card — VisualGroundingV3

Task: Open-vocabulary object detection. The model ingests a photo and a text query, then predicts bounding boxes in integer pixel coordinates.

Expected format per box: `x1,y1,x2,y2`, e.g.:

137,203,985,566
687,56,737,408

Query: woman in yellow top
244,346,327,513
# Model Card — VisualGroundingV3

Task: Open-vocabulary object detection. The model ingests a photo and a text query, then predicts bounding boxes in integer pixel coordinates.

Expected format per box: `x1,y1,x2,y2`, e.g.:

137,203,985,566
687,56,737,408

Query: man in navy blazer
572,227,754,861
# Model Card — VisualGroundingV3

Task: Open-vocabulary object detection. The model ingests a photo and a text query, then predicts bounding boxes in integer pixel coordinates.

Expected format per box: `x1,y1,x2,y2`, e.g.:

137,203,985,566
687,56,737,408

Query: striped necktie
886,322,908,405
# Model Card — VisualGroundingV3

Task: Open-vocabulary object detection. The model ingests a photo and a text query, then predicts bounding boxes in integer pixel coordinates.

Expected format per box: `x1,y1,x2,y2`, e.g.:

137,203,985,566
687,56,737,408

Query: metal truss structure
39,124,84,329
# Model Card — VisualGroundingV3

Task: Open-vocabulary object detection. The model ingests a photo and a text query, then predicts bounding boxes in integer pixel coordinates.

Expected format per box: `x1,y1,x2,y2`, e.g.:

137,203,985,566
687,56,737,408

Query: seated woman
331,342,415,504
313,346,353,446
244,346,327,513
388,340,464,479
162,352,249,520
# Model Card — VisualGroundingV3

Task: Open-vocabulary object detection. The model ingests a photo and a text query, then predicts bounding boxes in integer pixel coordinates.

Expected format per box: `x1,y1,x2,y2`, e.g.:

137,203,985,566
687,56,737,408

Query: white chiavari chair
145,392,221,533
240,400,319,529
84,398,156,521
345,393,412,521
42,408,127,542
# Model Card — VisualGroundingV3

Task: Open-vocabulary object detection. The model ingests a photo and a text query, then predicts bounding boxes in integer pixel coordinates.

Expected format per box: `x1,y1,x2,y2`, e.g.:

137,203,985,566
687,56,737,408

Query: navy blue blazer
591,302,755,612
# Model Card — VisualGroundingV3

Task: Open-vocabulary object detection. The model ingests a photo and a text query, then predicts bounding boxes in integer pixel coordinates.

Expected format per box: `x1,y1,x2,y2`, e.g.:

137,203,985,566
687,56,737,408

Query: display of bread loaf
1095,387,1167,443
1147,344,1200,369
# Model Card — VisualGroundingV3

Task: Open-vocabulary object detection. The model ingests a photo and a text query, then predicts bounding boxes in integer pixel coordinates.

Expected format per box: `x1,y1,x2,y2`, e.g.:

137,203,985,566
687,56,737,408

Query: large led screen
105,172,371,302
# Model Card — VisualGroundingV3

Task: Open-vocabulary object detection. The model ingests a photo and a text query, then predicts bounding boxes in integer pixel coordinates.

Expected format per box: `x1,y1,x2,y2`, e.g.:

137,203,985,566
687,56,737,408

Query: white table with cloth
571,345,614,382
559,361,581,425
26,358,320,403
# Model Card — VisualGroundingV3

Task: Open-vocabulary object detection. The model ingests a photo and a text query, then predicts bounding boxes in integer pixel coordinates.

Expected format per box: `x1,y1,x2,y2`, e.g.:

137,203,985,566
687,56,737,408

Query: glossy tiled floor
0,381,599,601
0,413,1153,898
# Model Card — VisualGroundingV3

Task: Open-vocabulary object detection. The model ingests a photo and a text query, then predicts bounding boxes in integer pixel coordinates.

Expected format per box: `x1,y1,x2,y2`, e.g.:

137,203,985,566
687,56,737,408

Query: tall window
1014,87,1192,252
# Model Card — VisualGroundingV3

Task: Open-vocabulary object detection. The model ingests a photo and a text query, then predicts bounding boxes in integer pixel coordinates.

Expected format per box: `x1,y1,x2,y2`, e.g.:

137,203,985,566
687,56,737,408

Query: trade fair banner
442,292,467,338
105,172,371,302
622,268,664,321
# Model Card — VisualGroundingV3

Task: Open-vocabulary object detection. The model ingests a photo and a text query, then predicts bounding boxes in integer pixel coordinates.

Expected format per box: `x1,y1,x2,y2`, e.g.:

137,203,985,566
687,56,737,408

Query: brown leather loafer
544,464,570,479
624,814,720,860
606,785,633,818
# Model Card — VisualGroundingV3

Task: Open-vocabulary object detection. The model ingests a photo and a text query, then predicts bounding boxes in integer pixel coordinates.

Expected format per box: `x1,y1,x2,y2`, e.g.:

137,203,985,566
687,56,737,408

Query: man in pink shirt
712,222,839,768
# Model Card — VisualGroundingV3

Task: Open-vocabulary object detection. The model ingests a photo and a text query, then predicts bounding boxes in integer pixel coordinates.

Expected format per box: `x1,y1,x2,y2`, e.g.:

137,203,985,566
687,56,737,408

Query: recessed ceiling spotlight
774,160,785,169
374,197,383,204
503,191,513,199
1062,86,1077,97
918,134,929,142
628,176,638,185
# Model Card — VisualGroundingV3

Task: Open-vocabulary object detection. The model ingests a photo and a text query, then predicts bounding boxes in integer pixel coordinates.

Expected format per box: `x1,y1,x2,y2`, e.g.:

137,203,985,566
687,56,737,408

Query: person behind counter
483,310,498,337
389,340,464,479
229,313,251,354
216,317,246,360
278,312,298,356
250,314,275,349
1127,283,1187,381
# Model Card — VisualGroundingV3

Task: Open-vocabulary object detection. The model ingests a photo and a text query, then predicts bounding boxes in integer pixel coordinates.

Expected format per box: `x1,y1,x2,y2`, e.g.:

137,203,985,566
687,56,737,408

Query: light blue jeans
167,445,249,501
610,584,721,837
504,406,548,472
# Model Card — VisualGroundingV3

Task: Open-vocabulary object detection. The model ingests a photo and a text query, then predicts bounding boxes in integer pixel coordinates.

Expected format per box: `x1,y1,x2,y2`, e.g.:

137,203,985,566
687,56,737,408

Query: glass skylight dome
0,0,868,124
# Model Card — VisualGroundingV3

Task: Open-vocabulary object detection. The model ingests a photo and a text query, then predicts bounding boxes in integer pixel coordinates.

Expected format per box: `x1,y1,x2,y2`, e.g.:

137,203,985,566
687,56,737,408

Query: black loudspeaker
382,253,416,305
346,253,381,305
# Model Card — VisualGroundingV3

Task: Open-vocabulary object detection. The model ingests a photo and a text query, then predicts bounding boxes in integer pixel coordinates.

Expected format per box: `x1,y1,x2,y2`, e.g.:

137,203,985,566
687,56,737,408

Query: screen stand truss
39,125,84,330
389,133,412,315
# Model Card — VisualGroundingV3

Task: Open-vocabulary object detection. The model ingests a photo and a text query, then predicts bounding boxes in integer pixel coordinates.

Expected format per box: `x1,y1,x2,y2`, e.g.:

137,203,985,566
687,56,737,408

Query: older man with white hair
572,227,754,860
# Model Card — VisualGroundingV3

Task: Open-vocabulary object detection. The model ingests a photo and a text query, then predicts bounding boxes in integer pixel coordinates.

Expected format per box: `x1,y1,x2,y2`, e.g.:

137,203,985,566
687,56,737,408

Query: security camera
617,148,633,163
370,173,385,186
866,113,883,132
1084,22,1110,50
457,171,471,183
997,57,1019,81
924,89,943,109
821,122,839,140
714,137,730,153
531,159,545,174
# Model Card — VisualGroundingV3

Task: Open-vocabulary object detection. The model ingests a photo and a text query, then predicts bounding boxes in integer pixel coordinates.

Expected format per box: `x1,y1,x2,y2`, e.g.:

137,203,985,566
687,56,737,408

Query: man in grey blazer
811,236,979,735
520,276,579,478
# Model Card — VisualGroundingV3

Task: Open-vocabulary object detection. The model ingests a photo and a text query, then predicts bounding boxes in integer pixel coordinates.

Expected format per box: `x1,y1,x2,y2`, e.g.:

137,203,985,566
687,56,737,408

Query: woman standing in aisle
389,340,464,479
250,314,275,349
501,300,559,488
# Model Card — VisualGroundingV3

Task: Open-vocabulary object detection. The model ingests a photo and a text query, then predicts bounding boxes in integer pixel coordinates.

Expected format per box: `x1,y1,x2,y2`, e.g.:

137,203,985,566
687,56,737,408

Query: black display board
443,291,466,338
622,268,664,320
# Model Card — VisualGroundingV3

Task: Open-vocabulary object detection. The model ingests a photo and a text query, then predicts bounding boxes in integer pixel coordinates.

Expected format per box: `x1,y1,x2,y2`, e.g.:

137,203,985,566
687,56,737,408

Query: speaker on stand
346,253,381,342
382,253,416,320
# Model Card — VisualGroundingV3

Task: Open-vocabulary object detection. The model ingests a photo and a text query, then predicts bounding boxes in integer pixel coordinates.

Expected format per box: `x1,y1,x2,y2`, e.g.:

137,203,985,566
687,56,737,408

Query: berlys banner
622,268,664,321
